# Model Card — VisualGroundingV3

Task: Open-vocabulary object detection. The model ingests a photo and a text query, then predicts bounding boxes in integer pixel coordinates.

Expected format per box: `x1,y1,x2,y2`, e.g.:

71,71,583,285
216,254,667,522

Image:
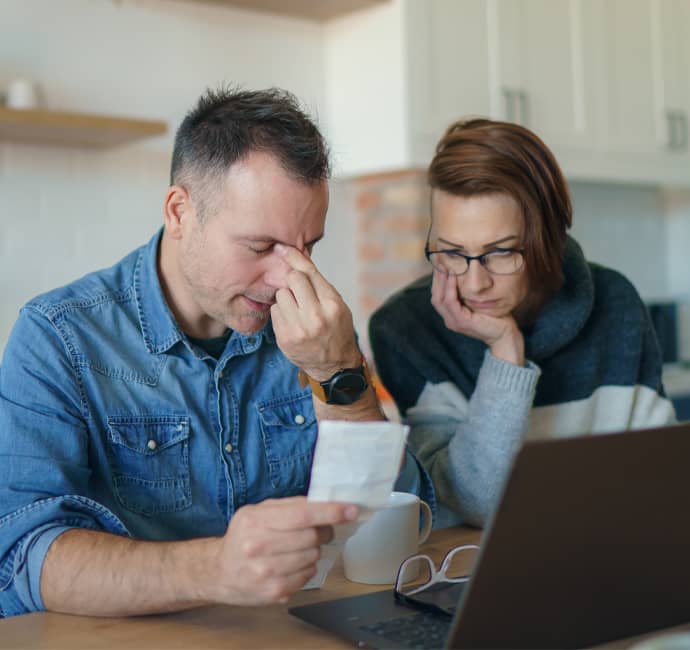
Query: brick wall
354,169,430,332
345,169,430,418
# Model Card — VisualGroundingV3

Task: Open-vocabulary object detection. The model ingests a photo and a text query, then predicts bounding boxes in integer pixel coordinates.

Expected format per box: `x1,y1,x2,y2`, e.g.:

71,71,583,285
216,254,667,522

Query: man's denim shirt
0,230,434,617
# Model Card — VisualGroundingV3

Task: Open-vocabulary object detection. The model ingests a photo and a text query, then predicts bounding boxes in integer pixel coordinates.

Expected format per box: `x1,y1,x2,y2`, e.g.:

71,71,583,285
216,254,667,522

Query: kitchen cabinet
405,0,492,165
585,0,690,183
0,107,167,148
349,0,599,174
489,0,597,152
407,0,598,167
593,0,690,156
327,0,690,185
594,0,661,156
658,0,690,153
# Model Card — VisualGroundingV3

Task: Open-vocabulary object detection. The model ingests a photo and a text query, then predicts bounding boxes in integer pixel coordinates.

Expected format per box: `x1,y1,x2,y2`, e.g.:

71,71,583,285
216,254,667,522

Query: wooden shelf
189,0,388,21
0,107,167,148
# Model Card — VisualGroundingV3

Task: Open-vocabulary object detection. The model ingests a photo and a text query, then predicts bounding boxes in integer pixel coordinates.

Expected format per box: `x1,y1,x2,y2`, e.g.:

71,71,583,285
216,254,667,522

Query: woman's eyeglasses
394,544,480,616
425,245,525,276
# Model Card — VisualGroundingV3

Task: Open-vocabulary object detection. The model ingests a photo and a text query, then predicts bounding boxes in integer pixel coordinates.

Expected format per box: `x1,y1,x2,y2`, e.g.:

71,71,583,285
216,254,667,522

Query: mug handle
418,500,433,544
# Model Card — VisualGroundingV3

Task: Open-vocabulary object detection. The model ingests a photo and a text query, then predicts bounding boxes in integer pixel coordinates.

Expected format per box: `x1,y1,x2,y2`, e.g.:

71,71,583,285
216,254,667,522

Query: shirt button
147,439,157,451
294,414,305,425
218,370,224,379
247,337,256,345
225,443,233,454
176,424,184,432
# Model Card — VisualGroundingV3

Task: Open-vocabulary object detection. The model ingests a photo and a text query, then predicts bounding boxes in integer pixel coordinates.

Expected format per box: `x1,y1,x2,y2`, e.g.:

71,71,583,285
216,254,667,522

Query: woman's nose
462,259,493,293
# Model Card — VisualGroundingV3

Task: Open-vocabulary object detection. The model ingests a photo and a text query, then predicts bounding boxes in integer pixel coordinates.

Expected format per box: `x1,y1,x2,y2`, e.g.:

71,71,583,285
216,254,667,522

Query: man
0,87,431,617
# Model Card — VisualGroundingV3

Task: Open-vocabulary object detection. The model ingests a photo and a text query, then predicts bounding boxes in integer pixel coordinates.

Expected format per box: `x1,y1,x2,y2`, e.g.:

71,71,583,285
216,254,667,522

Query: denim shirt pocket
257,392,316,495
106,415,192,516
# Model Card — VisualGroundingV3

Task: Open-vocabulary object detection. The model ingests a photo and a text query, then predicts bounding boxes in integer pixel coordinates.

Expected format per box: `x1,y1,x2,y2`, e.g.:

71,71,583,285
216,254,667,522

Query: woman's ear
163,185,194,239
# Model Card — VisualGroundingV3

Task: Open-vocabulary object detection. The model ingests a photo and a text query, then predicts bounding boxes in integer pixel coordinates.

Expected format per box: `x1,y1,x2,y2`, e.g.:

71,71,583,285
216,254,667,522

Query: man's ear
163,185,194,239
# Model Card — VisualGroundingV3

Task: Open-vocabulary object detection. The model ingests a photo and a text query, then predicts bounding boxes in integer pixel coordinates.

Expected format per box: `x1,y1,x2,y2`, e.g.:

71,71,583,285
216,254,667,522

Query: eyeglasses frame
424,243,526,277
394,543,480,598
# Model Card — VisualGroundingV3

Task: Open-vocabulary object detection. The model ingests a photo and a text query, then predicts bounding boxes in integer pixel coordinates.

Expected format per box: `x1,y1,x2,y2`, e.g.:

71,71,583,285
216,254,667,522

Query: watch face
327,370,369,405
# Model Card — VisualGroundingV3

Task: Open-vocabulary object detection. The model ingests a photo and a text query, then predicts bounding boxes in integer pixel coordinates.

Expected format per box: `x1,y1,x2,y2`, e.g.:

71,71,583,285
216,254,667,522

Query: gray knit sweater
370,237,676,528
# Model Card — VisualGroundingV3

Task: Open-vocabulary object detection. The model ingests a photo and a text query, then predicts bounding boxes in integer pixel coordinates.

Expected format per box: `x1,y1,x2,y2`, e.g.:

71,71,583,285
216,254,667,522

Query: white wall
569,181,669,301
323,0,410,176
0,0,325,353
663,189,690,301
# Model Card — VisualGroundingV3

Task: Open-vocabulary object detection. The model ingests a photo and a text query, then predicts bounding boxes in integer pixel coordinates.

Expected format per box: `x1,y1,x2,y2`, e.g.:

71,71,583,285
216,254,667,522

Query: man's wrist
299,353,363,382
183,536,227,605
299,356,372,405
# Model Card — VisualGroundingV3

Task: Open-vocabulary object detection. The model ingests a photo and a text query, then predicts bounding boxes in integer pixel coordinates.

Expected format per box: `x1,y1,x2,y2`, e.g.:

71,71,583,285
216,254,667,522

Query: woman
369,119,676,528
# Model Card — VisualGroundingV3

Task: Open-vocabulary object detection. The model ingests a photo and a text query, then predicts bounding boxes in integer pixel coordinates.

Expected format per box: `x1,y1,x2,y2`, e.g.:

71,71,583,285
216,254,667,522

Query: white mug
5,79,39,110
343,491,433,584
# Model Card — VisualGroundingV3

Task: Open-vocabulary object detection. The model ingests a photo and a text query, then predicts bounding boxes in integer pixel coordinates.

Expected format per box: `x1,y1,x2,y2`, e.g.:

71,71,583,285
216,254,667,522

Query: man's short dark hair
170,86,331,220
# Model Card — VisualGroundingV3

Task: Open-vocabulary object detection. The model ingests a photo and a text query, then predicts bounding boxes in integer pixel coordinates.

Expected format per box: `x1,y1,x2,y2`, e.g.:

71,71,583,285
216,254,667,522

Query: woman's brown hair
428,118,572,299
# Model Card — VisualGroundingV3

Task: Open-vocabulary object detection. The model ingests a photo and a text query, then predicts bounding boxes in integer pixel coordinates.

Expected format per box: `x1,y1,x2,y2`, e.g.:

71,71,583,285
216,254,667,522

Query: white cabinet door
405,0,492,165
327,0,690,182
489,0,596,152
658,0,690,155
593,0,663,155
586,0,690,183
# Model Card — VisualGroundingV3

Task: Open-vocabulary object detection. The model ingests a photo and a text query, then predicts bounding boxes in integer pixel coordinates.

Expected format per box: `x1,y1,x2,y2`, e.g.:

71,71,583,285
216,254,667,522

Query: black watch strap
298,357,372,405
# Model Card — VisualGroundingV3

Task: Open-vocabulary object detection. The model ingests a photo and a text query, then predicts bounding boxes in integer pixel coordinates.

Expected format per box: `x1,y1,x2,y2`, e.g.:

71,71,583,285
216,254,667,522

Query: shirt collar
134,228,277,355
134,229,185,355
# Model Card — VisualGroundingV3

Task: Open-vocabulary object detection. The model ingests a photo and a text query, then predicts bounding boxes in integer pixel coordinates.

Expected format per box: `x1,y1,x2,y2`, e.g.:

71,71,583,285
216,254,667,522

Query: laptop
290,423,690,649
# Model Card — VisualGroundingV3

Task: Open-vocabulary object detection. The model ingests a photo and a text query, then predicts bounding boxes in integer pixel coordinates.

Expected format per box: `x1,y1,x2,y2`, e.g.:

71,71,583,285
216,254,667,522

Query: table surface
0,525,687,650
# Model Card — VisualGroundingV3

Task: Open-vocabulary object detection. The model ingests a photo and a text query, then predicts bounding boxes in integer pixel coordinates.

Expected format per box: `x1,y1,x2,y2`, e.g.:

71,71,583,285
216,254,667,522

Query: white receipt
302,420,409,589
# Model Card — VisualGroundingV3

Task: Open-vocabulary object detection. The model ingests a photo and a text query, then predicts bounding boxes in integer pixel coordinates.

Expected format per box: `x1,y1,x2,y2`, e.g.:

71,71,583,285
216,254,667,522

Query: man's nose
462,259,493,293
263,252,292,290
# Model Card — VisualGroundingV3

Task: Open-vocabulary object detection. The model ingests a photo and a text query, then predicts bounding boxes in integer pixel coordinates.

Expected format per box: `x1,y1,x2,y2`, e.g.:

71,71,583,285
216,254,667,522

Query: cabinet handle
666,110,679,151
517,90,529,127
502,88,516,122
680,113,689,151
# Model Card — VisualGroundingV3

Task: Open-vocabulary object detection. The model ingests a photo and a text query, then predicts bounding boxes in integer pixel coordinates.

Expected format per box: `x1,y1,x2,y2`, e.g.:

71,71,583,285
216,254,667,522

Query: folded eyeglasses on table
394,544,480,616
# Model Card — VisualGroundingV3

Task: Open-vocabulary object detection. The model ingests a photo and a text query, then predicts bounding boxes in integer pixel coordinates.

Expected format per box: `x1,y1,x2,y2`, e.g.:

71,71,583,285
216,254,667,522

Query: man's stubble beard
247,309,270,322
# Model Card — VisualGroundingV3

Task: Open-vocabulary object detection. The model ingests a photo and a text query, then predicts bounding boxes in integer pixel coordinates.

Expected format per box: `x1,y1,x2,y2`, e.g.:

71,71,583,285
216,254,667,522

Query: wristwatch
298,357,372,405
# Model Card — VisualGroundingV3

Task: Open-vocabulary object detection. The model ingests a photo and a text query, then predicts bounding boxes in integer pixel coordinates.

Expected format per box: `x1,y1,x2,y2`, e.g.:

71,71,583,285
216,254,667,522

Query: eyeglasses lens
431,253,466,275
484,251,523,274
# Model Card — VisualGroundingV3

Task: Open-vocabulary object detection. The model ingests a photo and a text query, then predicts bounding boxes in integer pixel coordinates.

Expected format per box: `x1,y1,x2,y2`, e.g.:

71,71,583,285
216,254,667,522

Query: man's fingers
273,286,299,317
274,547,322,576
315,524,335,546
284,269,320,311
272,278,347,348
240,525,334,558
254,558,320,605
275,243,316,274
256,498,359,531
276,243,335,298
269,301,288,335
273,566,320,603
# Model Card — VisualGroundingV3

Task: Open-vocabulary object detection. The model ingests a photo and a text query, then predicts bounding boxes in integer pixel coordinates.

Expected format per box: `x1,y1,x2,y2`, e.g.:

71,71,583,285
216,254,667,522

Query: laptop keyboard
360,611,451,649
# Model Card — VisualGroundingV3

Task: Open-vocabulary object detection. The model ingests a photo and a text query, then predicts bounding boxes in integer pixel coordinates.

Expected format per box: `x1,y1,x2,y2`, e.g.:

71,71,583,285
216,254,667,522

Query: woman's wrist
489,327,525,366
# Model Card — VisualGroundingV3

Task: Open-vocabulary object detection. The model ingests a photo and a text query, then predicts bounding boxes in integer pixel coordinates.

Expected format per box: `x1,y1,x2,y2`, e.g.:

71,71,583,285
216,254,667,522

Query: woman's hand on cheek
430,269,525,366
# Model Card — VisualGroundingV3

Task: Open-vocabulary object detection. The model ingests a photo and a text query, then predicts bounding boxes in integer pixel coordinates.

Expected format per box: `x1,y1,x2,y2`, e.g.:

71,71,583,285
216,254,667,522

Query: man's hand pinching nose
270,244,360,380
